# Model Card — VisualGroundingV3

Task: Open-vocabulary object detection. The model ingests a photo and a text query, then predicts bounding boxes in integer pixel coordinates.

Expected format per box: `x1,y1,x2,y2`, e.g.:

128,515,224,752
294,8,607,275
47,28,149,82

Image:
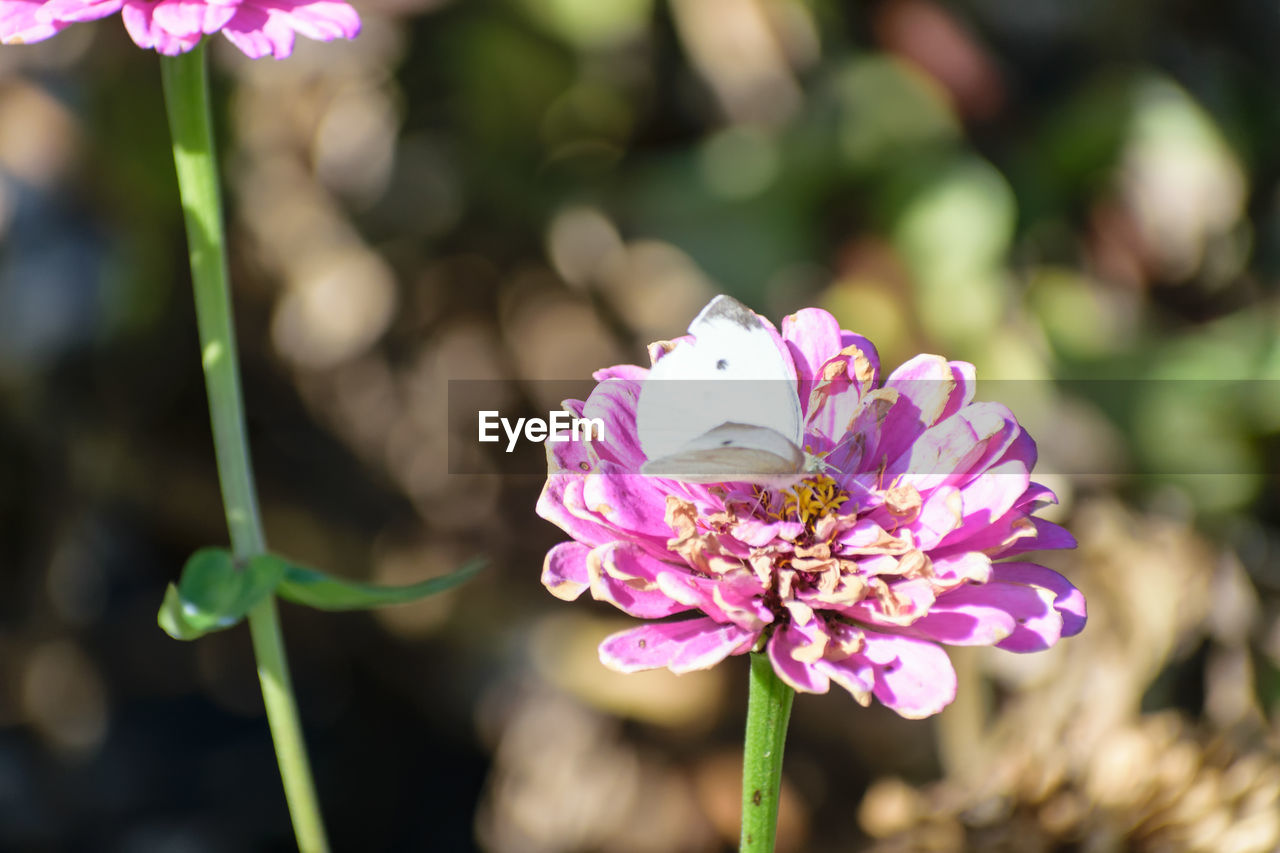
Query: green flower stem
740,650,796,853
160,44,329,853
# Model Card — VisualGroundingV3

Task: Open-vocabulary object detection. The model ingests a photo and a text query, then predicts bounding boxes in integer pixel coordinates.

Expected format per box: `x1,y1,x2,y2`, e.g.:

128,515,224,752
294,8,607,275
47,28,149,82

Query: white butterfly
635,294,823,488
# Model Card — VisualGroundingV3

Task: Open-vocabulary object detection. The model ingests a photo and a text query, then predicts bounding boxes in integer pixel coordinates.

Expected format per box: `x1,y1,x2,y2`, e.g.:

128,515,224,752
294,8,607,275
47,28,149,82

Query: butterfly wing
640,422,807,486
636,295,804,465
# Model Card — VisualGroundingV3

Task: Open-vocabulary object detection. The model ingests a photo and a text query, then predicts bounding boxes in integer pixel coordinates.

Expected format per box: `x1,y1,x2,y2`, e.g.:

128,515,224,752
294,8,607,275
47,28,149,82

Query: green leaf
276,559,483,611
157,582,212,640
158,548,285,641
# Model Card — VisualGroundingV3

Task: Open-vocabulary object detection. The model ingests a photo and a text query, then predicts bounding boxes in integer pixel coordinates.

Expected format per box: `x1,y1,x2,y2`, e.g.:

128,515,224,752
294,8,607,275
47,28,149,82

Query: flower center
771,474,848,527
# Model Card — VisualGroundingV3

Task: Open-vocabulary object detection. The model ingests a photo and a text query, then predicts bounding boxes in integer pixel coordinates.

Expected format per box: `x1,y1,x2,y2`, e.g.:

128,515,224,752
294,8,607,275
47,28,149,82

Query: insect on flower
538,295,1085,718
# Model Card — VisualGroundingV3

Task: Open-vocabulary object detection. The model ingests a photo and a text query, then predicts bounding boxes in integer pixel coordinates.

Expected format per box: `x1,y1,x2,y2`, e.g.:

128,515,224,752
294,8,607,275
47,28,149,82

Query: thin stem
160,44,329,853
248,596,327,851
740,651,795,853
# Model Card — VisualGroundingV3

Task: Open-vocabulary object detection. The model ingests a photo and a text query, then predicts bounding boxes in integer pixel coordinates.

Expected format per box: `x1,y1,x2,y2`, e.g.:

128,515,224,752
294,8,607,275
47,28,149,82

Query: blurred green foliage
3,0,1280,849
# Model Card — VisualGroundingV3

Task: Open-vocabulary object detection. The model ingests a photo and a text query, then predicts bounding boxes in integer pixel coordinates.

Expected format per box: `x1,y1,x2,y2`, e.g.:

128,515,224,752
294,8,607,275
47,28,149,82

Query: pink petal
581,378,646,472
930,551,993,586
782,307,843,383
541,541,591,602
149,0,202,34
34,0,120,23
221,2,293,58
992,594,1061,651
839,331,880,384
156,30,202,53
935,427,1039,538
938,361,976,422
119,0,153,45
581,464,679,544
929,440,1037,552
121,0,202,52
595,364,648,382
897,484,963,549
588,542,691,619
908,607,1011,646
539,432,680,554
766,325,799,383
813,654,874,704
911,581,1058,646
1016,481,1060,510
732,517,806,547
826,388,898,480
150,0,234,36
990,562,1087,639
992,421,1038,472
885,354,955,415
839,577,937,626
951,464,1031,531
803,345,882,450
542,399,597,477
919,578,1064,653
861,631,957,719
0,0,68,42
832,516,898,551
870,356,988,476
537,475,628,550
983,484,1078,556
931,484,1076,558
655,570,771,627
1005,517,1077,555
268,0,358,41
767,619,831,693
201,2,235,31
892,402,1017,487
599,617,757,674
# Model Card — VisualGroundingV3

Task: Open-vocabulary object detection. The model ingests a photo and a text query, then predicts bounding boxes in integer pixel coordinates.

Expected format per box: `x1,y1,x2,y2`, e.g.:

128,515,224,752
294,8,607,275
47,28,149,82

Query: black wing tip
695,294,761,331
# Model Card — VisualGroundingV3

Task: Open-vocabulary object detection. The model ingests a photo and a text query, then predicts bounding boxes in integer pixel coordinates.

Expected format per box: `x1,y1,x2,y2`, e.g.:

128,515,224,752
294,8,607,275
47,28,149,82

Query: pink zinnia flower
538,301,1086,719
0,0,358,58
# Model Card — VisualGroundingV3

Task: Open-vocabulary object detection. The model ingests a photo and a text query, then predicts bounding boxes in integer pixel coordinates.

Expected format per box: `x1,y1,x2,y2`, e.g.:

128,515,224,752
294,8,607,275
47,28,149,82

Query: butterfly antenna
744,486,774,518
809,429,863,475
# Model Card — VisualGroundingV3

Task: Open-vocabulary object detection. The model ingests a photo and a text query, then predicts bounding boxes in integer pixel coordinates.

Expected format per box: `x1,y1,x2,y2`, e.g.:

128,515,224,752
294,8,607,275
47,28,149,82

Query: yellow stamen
781,474,848,525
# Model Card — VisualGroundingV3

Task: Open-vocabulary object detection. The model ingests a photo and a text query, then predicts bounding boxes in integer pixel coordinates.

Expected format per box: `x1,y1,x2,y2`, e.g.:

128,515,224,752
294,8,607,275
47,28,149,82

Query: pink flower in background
538,301,1085,719
0,0,358,58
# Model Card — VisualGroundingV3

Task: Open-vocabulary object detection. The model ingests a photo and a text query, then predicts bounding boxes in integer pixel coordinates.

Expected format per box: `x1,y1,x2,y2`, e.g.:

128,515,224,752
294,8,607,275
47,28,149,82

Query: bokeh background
2,0,1280,850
